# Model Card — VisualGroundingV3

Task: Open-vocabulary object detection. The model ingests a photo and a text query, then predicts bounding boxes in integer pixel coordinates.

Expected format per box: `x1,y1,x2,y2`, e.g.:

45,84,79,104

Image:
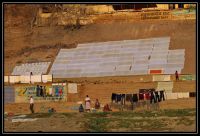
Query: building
112,4,196,11
39,4,196,14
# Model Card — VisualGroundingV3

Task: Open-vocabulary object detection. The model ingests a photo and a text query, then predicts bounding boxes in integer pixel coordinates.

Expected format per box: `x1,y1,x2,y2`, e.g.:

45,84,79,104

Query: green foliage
86,117,110,132
118,119,131,128
20,108,195,132
62,112,77,117
110,111,158,117
84,112,109,118
176,117,194,126
158,108,196,117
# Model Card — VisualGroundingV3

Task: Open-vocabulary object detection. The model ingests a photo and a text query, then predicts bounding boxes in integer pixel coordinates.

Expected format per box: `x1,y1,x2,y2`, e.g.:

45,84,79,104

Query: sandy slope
4,19,196,75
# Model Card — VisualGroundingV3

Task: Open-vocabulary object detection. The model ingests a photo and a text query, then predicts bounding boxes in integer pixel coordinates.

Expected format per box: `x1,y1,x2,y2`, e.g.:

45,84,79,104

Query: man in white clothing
30,96,34,113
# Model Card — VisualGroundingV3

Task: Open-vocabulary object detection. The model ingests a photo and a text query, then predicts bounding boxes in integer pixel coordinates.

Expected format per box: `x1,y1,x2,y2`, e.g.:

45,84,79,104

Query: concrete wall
85,5,115,14
156,4,169,10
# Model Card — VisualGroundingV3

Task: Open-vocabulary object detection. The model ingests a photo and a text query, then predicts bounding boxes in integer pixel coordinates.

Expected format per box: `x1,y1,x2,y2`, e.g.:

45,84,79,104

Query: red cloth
8,112,14,117
144,93,150,100
175,71,179,77
150,69,162,74
139,93,144,100
103,104,111,111
59,88,63,95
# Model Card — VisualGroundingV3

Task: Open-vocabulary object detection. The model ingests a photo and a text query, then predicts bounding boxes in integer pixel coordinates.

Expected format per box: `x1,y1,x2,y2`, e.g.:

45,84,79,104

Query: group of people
36,85,63,97
36,85,47,97
79,95,112,112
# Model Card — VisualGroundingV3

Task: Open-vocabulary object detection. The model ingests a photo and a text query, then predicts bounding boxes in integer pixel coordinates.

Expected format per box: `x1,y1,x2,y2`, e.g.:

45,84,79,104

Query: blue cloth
116,94,121,102
55,87,59,96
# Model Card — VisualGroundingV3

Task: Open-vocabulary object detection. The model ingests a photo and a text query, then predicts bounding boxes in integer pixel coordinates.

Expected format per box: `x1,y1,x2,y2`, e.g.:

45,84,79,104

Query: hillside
4,4,196,75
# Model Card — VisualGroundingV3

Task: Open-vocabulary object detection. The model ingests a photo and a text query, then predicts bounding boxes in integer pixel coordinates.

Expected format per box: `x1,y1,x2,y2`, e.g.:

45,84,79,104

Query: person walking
29,96,34,113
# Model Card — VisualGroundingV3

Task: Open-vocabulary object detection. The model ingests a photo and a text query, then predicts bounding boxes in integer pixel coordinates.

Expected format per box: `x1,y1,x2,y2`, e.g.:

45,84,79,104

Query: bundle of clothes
111,88,166,105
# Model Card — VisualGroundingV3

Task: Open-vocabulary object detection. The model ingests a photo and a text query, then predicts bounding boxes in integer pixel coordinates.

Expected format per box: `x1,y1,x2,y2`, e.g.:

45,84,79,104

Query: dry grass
4,108,196,132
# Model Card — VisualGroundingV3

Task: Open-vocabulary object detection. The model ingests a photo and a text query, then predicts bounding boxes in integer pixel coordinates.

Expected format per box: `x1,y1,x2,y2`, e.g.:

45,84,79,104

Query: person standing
40,86,43,97
155,90,160,102
79,104,84,112
30,72,33,84
55,86,59,97
30,96,34,113
59,87,63,97
175,70,179,81
43,86,46,98
85,95,91,112
36,85,40,97
49,87,52,97
94,99,100,109
145,90,151,110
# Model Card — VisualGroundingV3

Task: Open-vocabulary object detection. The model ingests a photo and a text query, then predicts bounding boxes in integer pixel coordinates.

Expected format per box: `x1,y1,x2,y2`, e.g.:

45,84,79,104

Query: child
95,99,100,109
79,104,84,112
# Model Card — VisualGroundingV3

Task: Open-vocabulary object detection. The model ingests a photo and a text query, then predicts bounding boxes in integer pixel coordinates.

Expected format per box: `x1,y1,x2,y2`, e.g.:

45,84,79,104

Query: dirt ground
4,98,196,116
4,107,196,132
4,18,196,75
